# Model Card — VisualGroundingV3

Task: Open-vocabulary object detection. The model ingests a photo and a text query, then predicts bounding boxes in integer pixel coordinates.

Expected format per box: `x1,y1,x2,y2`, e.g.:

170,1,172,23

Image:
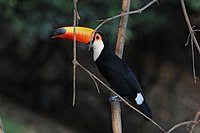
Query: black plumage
94,36,152,119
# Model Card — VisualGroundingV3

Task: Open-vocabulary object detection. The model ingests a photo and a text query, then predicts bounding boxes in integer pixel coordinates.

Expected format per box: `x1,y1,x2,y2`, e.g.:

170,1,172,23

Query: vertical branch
111,0,131,133
111,101,122,133
190,35,197,83
180,0,200,54
115,0,130,58
189,109,200,133
180,0,200,82
72,0,78,106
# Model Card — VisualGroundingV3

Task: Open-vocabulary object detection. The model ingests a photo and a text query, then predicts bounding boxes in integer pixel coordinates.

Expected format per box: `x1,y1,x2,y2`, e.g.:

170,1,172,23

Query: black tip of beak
52,28,66,38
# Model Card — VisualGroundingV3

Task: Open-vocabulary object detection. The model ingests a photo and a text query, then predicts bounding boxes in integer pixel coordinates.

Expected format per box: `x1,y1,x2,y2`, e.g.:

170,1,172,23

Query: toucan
52,26,152,119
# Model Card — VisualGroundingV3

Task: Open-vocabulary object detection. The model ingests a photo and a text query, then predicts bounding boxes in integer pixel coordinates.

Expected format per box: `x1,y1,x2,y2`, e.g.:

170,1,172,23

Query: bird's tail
137,101,152,120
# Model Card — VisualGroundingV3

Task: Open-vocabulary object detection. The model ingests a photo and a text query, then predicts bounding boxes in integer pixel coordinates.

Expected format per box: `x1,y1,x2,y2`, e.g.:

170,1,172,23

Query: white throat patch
135,93,144,105
92,40,104,61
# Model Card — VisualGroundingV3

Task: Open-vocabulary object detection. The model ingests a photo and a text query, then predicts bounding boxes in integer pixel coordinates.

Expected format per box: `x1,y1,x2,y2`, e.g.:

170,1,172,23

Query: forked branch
189,109,200,133
166,109,200,133
180,0,200,83
88,0,159,48
94,0,159,32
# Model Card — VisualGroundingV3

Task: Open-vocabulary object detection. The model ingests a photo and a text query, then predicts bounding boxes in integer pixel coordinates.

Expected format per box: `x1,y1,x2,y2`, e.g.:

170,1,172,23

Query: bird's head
52,26,105,61
52,26,104,47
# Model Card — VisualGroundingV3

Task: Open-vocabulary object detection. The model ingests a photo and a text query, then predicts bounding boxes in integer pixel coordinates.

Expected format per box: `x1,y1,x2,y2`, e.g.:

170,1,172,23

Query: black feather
95,40,152,119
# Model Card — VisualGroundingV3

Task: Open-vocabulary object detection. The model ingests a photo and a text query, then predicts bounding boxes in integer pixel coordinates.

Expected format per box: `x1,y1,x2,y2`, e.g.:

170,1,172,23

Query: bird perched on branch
52,26,152,119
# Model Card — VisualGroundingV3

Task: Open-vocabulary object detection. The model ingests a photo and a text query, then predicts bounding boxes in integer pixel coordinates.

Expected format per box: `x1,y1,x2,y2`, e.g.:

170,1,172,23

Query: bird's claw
109,96,122,102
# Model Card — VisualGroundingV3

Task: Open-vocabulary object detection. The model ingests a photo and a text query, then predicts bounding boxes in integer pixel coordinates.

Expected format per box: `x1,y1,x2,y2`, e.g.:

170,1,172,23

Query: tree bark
111,0,131,133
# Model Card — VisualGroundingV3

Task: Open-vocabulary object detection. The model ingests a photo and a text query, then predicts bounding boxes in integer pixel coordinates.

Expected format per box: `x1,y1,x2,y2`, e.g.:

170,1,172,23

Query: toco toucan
52,26,152,119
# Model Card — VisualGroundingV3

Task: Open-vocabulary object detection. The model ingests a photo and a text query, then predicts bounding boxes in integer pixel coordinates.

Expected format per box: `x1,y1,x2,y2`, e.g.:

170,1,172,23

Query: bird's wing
118,59,142,93
96,55,142,94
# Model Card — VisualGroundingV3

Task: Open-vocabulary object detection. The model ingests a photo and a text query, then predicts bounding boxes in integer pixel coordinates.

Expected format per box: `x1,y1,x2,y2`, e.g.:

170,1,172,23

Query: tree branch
166,121,194,133
180,0,200,83
94,0,158,32
88,0,159,48
72,0,78,106
180,0,200,54
89,74,101,93
166,109,200,133
110,0,131,132
189,109,200,133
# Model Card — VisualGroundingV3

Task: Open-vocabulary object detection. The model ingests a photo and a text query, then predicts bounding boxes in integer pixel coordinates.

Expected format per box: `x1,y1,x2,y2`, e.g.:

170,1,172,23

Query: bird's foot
109,96,122,102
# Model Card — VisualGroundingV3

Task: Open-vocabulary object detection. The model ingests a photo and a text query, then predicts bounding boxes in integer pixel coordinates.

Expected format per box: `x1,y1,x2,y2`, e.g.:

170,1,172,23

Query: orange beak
52,26,95,44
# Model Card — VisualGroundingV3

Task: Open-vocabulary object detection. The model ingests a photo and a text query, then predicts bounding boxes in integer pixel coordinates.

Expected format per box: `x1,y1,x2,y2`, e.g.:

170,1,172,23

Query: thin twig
72,0,78,106
191,32,197,83
189,109,200,133
180,0,200,83
166,121,194,133
193,29,200,33
185,26,195,46
88,0,159,48
94,0,158,32
75,61,166,133
166,109,200,133
185,27,199,82
180,0,200,54
89,74,101,93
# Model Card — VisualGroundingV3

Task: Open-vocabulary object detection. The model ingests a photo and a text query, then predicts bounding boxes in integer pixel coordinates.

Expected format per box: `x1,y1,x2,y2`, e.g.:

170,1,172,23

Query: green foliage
0,0,198,45
0,0,175,45
187,0,200,11
0,0,70,44
2,117,25,133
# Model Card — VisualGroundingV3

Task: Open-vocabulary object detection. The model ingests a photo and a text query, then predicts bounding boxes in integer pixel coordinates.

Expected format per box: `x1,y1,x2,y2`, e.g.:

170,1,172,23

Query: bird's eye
95,34,102,41
96,35,100,40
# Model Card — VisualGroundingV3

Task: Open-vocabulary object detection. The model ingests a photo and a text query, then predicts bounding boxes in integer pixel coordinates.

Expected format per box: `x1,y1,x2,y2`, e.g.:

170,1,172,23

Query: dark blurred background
0,0,200,132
